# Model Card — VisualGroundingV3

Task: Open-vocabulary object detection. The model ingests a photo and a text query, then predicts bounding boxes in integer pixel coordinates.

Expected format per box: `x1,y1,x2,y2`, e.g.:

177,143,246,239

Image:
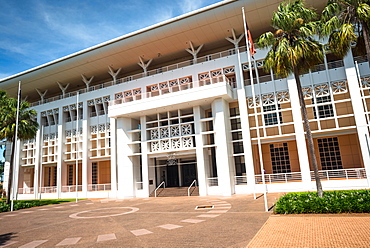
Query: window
314,96,334,119
68,165,73,185
232,141,244,154
230,118,241,130
92,162,98,184
263,104,282,126
270,143,291,174
318,137,343,170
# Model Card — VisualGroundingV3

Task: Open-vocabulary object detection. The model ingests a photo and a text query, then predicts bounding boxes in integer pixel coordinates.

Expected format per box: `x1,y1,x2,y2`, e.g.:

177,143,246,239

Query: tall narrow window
317,137,343,170
92,162,98,184
270,143,291,173
68,165,74,185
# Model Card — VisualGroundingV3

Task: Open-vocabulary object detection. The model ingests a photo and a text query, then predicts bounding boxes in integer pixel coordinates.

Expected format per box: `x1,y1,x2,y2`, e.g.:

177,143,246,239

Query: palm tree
321,0,370,64
256,0,324,197
0,91,38,204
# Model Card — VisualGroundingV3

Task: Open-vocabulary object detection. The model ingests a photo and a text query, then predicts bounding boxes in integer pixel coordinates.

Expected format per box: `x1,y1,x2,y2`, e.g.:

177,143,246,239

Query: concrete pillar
193,106,207,196
140,116,150,197
81,101,89,197
56,108,64,198
212,98,235,196
33,112,43,198
110,118,118,196
287,76,312,186
234,47,255,187
116,117,135,198
343,50,370,187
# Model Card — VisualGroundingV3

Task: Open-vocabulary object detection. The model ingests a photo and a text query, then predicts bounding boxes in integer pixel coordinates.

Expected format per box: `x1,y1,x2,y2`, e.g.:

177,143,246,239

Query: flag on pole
245,22,256,57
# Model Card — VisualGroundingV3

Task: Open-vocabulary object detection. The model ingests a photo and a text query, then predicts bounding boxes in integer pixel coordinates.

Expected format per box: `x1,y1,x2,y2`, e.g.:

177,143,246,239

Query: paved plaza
0,194,276,247
1,193,369,247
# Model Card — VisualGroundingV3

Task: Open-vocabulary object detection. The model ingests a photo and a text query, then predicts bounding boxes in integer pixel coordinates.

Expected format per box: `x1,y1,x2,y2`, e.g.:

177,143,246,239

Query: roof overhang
0,0,325,101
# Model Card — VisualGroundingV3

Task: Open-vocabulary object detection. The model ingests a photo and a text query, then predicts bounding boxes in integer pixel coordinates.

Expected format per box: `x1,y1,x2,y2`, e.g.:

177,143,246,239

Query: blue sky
0,0,223,80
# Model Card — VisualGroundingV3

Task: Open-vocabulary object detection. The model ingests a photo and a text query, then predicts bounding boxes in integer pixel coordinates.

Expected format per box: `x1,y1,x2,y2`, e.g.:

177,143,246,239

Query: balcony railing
310,168,366,181
235,175,248,185
40,186,57,193
61,185,82,192
255,172,303,184
30,46,242,107
87,183,111,191
252,168,366,185
110,75,231,107
18,187,34,194
208,177,218,186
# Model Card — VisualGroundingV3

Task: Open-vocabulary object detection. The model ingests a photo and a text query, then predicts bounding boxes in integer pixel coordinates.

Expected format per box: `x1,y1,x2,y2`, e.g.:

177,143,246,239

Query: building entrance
157,156,197,187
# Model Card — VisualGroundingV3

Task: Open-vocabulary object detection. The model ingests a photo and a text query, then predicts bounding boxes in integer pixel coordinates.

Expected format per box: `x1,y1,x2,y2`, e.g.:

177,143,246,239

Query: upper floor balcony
108,75,234,118
30,46,246,107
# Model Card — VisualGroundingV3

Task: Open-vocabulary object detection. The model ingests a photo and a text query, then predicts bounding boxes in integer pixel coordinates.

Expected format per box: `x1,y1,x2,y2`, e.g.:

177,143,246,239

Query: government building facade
1,0,369,200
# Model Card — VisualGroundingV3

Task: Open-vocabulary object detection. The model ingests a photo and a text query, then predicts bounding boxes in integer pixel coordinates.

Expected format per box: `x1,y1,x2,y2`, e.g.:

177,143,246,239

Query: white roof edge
0,0,237,83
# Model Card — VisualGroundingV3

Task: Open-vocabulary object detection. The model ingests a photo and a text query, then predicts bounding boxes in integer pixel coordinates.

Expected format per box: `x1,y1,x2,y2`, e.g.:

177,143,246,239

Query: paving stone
97,233,116,242
248,216,370,248
56,237,81,246
158,224,183,230
181,219,205,224
18,240,48,248
131,229,153,236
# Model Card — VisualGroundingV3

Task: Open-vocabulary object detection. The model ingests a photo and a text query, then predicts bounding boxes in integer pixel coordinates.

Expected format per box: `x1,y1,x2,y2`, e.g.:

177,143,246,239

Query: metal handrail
187,179,197,196
154,181,165,197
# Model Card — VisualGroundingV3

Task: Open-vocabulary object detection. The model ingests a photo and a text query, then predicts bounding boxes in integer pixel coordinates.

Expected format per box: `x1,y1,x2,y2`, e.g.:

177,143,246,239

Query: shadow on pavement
0,232,17,245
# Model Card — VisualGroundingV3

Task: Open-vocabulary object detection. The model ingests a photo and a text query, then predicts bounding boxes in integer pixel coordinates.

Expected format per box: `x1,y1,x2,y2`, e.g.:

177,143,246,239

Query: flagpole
242,7,268,212
75,92,79,203
11,81,21,212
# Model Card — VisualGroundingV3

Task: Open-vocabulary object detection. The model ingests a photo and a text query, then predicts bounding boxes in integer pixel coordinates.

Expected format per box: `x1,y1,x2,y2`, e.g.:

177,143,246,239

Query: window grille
263,104,282,126
317,137,343,170
270,143,291,173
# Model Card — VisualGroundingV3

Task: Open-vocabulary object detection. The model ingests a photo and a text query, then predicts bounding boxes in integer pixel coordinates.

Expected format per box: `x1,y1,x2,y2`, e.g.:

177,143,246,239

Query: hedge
274,190,370,214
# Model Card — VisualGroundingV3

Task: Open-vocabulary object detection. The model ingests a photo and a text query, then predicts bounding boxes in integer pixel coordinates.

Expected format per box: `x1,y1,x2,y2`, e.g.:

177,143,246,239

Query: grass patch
0,199,79,213
274,190,370,214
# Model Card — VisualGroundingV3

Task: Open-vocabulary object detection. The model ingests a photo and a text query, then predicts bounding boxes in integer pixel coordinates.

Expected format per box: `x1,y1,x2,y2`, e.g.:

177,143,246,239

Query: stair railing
154,181,165,197
187,180,197,196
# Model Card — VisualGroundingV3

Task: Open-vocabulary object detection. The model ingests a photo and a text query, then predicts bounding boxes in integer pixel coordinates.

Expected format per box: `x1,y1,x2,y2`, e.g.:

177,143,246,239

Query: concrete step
150,186,199,197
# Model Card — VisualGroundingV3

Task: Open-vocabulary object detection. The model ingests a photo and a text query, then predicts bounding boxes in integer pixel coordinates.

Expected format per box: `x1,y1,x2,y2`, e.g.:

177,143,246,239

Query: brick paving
247,215,370,248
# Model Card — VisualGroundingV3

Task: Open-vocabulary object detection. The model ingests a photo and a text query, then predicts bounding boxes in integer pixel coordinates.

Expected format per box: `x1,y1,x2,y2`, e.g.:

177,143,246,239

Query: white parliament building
1,0,370,200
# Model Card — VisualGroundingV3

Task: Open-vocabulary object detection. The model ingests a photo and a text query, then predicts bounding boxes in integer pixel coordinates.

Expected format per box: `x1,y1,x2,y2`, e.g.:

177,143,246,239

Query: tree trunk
6,139,16,205
293,68,323,197
361,20,370,67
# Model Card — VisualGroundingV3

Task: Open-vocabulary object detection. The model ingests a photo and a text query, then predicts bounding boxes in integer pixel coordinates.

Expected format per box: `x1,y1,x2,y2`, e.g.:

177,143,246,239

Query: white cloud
179,0,204,13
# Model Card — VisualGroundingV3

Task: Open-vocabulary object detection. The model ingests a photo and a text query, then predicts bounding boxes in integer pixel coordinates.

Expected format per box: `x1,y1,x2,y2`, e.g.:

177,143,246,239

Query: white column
193,106,207,196
56,109,64,198
343,51,370,187
116,117,135,198
140,116,149,197
234,48,255,187
212,98,235,196
287,76,312,185
110,118,118,196
81,101,89,197
33,112,42,198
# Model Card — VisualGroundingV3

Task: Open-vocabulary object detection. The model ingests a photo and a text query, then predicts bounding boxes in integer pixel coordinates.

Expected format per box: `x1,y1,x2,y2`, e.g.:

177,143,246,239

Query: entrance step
150,187,199,197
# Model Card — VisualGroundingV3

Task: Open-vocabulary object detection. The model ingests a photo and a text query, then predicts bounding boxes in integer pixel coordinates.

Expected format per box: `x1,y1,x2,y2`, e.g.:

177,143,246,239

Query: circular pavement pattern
69,207,139,219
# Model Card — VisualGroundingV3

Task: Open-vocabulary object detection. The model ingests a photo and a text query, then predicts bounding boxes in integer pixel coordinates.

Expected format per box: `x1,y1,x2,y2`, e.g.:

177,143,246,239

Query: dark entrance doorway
181,159,197,186
161,157,197,187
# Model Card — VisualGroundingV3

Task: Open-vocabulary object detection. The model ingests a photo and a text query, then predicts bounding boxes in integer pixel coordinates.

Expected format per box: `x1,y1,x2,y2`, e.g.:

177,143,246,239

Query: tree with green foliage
321,0,370,64
256,0,324,197
0,90,38,204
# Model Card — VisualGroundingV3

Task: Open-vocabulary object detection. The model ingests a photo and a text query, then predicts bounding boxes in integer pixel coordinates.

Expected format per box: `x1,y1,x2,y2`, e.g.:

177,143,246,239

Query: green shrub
0,199,78,213
274,190,370,214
